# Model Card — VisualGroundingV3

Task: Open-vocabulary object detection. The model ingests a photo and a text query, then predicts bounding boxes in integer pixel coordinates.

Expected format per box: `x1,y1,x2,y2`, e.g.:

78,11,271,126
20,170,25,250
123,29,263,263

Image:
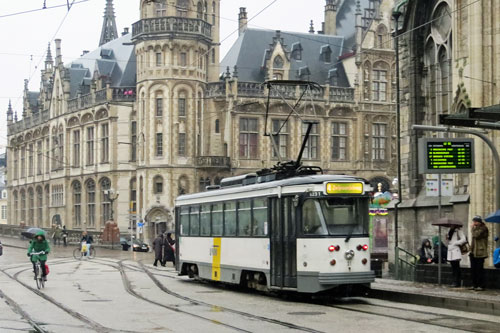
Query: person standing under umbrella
469,216,489,291
446,225,467,288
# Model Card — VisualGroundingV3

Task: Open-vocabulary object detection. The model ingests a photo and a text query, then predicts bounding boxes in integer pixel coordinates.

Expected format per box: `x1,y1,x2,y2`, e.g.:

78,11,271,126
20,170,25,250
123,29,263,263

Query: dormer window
291,43,302,61
328,68,339,86
320,45,332,63
298,66,310,80
273,55,284,69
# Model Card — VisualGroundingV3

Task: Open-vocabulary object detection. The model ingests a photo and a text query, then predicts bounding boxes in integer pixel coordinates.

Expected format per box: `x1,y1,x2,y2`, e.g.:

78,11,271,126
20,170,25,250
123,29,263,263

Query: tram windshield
302,197,369,236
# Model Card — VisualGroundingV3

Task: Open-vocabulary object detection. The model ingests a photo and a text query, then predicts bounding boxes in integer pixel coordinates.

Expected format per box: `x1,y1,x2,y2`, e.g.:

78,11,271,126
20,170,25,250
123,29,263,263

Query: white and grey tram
175,173,375,294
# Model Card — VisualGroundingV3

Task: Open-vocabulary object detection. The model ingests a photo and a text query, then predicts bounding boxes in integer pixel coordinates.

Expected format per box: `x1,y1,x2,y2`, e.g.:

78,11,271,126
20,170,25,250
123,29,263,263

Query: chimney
324,0,337,35
81,50,90,57
238,7,248,36
55,39,62,65
122,27,129,36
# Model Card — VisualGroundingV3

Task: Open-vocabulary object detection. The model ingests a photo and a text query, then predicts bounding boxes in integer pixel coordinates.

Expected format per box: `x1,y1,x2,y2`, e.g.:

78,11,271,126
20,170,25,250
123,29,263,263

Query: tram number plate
307,191,322,197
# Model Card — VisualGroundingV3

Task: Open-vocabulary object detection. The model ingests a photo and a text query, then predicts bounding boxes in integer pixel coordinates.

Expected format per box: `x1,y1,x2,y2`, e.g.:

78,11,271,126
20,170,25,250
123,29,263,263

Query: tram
175,171,375,293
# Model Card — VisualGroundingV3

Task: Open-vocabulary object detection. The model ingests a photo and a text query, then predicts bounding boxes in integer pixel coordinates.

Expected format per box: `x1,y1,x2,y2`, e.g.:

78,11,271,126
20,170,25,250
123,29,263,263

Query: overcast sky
0,0,326,150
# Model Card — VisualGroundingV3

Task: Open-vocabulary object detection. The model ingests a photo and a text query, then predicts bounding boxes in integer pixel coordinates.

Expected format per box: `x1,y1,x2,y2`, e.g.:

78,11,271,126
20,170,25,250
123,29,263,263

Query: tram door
270,197,297,288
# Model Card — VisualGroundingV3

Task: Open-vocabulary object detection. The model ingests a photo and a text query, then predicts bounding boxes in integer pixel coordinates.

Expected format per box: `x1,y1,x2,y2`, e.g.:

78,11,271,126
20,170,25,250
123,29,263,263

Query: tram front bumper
297,271,375,293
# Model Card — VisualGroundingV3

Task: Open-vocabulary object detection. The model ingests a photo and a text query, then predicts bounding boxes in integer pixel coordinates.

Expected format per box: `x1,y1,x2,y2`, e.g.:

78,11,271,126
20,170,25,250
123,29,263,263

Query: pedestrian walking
446,225,466,288
162,233,176,267
152,233,164,267
469,216,489,291
50,224,57,245
62,226,68,247
54,226,62,246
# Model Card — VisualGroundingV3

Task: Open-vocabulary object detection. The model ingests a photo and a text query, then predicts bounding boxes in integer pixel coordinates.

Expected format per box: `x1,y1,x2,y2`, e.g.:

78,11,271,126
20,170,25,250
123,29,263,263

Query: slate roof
67,33,136,98
221,28,349,87
27,92,40,113
336,0,370,51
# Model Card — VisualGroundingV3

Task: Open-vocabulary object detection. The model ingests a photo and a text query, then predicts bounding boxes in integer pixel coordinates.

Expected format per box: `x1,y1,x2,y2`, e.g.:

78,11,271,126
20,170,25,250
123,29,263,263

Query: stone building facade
394,0,500,262
6,0,396,244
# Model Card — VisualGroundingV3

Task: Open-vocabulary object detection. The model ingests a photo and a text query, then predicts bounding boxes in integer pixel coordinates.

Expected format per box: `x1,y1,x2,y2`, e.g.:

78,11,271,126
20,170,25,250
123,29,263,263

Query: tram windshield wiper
344,225,355,243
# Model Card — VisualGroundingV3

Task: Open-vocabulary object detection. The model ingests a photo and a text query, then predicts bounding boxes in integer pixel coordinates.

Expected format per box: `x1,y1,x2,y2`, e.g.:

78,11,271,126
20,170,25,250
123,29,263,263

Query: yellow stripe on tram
212,237,221,281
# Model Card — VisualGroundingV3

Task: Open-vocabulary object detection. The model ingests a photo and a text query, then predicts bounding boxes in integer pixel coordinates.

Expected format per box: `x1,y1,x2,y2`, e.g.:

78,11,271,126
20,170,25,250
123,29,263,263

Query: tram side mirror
293,195,300,207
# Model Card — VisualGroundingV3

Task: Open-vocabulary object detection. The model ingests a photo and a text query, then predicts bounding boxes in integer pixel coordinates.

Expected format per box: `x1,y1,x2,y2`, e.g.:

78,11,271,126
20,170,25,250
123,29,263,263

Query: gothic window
28,188,34,225
197,2,203,18
331,122,348,161
86,126,94,165
101,123,109,163
215,119,220,133
100,177,111,223
179,52,187,66
372,62,389,102
28,144,34,176
153,175,163,194
438,47,451,115
131,121,137,162
13,191,18,223
178,132,186,156
271,119,288,159
204,1,208,20
86,180,96,227
155,133,163,156
156,52,162,66
155,97,163,117
273,55,284,69
376,24,388,49
73,181,81,227
73,130,80,167
37,141,43,175
372,123,387,161
178,93,186,117
212,1,216,24
239,118,258,159
45,138,50,174
20,189,26,223
21,146,26,177
302,122,319,160
36,186,43,225
130,178,137,213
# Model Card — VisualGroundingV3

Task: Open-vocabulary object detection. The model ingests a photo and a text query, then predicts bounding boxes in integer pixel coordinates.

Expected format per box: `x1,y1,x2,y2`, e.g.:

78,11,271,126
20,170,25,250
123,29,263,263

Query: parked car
120,237,149,252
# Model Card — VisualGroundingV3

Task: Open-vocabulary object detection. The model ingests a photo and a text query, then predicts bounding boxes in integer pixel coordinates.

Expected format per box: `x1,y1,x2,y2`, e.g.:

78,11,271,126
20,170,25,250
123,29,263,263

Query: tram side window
180,206,190,236
238,200,252,236
223,202,236,236
253,198,268,236
190,205,200,236
302,199,327,235
212,203,223,236
200,204,211,236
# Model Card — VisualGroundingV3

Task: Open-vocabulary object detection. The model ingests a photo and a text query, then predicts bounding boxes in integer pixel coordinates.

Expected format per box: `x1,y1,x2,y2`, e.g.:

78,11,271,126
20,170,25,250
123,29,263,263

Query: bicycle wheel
73,248,82,260
89,247,96,259
35,265,41,290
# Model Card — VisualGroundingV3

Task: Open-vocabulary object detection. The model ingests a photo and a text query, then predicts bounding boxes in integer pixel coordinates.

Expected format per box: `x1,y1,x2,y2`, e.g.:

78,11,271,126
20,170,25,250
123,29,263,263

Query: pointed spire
46,43,53,63
99,0,119,46
309,20,315,34
7,100,13,124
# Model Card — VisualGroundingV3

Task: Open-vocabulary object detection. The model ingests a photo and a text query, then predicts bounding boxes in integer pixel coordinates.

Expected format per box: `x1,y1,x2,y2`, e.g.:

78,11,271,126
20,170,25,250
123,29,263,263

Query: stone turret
6,100,13,125
45,43,53,70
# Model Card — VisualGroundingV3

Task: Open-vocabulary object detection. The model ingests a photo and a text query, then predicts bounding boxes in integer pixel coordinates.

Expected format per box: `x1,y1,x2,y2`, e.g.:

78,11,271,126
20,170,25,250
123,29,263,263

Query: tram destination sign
418,138,475,174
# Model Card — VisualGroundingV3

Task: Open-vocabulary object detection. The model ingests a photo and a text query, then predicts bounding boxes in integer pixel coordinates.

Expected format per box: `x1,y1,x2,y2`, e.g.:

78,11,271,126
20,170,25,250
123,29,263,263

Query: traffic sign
418,138,475,174
137,222,144,227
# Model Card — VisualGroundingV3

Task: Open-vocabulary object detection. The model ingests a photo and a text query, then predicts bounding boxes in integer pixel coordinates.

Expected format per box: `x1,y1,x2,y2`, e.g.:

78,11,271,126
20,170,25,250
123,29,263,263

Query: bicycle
30,251,46,289
73,242,96,260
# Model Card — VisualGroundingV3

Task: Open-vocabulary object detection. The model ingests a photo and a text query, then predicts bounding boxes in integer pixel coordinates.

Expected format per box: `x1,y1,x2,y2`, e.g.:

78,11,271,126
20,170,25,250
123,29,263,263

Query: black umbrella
21,227,46,239
431,217,463,227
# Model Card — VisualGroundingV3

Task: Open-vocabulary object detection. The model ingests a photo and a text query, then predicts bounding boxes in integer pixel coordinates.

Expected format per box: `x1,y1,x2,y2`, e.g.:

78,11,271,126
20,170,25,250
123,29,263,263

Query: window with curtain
101,123,109,163
271,119,288,159
73,130,80,167
331,122,348,161
372,123,387,161
73,181,81,227
156,133,163,156
372,63,388,102
86,180,96,227
302,122,319,160
239,118,258,159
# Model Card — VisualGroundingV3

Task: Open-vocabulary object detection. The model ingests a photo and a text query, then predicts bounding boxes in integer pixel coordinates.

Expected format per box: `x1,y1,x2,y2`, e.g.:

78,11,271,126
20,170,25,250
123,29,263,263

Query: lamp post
392,9,403,279
105,189,119,221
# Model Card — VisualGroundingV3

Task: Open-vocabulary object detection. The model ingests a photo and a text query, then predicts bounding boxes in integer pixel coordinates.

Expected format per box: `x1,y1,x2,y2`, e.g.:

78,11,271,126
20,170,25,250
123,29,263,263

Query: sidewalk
371,278,500,316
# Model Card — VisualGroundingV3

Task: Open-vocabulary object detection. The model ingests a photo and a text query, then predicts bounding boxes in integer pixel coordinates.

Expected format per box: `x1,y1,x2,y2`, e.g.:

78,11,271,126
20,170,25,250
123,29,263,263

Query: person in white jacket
447,225,467,287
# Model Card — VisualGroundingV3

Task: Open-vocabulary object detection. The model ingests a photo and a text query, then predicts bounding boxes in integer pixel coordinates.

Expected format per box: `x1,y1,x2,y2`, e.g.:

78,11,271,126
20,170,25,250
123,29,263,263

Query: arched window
273,55,284,69
20,189,26,223
36,186,43,226
438,47,451,115
178,92,187,117
376,25,388,49
44,185,50,227
100,178,111,223
86,180,96,227
212,1,216,24
13,190,18,224
204,1,208,20
73,181,82,227
153,175,163,194
28,188,34,225
215,119,220,133
197,1,203,18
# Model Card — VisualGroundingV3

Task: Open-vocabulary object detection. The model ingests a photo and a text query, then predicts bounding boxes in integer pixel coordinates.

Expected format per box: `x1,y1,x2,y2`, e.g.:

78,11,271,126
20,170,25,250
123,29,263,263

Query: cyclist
80,231,94,257
27,231,50,281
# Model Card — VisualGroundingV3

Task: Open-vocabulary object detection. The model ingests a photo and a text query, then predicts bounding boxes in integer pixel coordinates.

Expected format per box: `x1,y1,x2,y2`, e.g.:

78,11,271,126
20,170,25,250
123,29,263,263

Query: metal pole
392,11,402,279
438,174,442,285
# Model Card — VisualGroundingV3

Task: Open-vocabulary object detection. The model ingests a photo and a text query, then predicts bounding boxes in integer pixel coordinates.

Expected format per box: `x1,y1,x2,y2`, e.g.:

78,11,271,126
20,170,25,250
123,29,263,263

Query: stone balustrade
132,17,212,40
195,156,231,168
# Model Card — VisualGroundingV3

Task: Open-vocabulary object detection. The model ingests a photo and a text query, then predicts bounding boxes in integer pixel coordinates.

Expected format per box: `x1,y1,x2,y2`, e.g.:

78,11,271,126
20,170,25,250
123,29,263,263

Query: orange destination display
325,182,364,194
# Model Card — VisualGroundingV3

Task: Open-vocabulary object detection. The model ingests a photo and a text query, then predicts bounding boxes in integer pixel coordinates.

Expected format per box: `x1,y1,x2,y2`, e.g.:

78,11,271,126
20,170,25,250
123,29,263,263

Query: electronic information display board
418,138,475,174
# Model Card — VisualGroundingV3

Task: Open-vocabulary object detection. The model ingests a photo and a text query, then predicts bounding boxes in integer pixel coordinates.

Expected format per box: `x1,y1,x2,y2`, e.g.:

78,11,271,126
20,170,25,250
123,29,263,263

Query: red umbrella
431,217,463,227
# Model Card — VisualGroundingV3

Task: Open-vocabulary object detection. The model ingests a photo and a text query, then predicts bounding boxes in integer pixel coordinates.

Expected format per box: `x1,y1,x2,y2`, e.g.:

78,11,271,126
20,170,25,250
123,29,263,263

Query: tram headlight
345,250,355,260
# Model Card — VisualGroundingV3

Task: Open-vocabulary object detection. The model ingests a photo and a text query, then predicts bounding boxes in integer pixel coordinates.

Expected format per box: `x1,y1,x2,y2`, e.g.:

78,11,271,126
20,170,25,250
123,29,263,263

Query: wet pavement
1,236,499,333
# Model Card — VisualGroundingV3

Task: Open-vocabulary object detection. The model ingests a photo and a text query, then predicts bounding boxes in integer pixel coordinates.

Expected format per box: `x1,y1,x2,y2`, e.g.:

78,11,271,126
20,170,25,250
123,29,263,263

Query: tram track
0,287,47,333
0,259,131,333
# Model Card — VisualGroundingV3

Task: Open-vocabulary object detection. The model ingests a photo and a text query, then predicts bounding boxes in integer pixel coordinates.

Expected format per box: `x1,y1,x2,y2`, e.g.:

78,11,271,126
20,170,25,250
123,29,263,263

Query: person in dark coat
418,239,433,264
152,233,164,267
162,233,176,267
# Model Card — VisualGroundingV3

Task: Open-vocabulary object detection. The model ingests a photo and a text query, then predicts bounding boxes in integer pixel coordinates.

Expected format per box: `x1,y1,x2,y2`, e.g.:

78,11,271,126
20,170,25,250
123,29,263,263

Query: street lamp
104,189,119,221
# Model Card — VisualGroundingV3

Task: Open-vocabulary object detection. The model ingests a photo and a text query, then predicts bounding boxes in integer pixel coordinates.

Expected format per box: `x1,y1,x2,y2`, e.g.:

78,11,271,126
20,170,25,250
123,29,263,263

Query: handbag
45,264,50,275
457,232,470,255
